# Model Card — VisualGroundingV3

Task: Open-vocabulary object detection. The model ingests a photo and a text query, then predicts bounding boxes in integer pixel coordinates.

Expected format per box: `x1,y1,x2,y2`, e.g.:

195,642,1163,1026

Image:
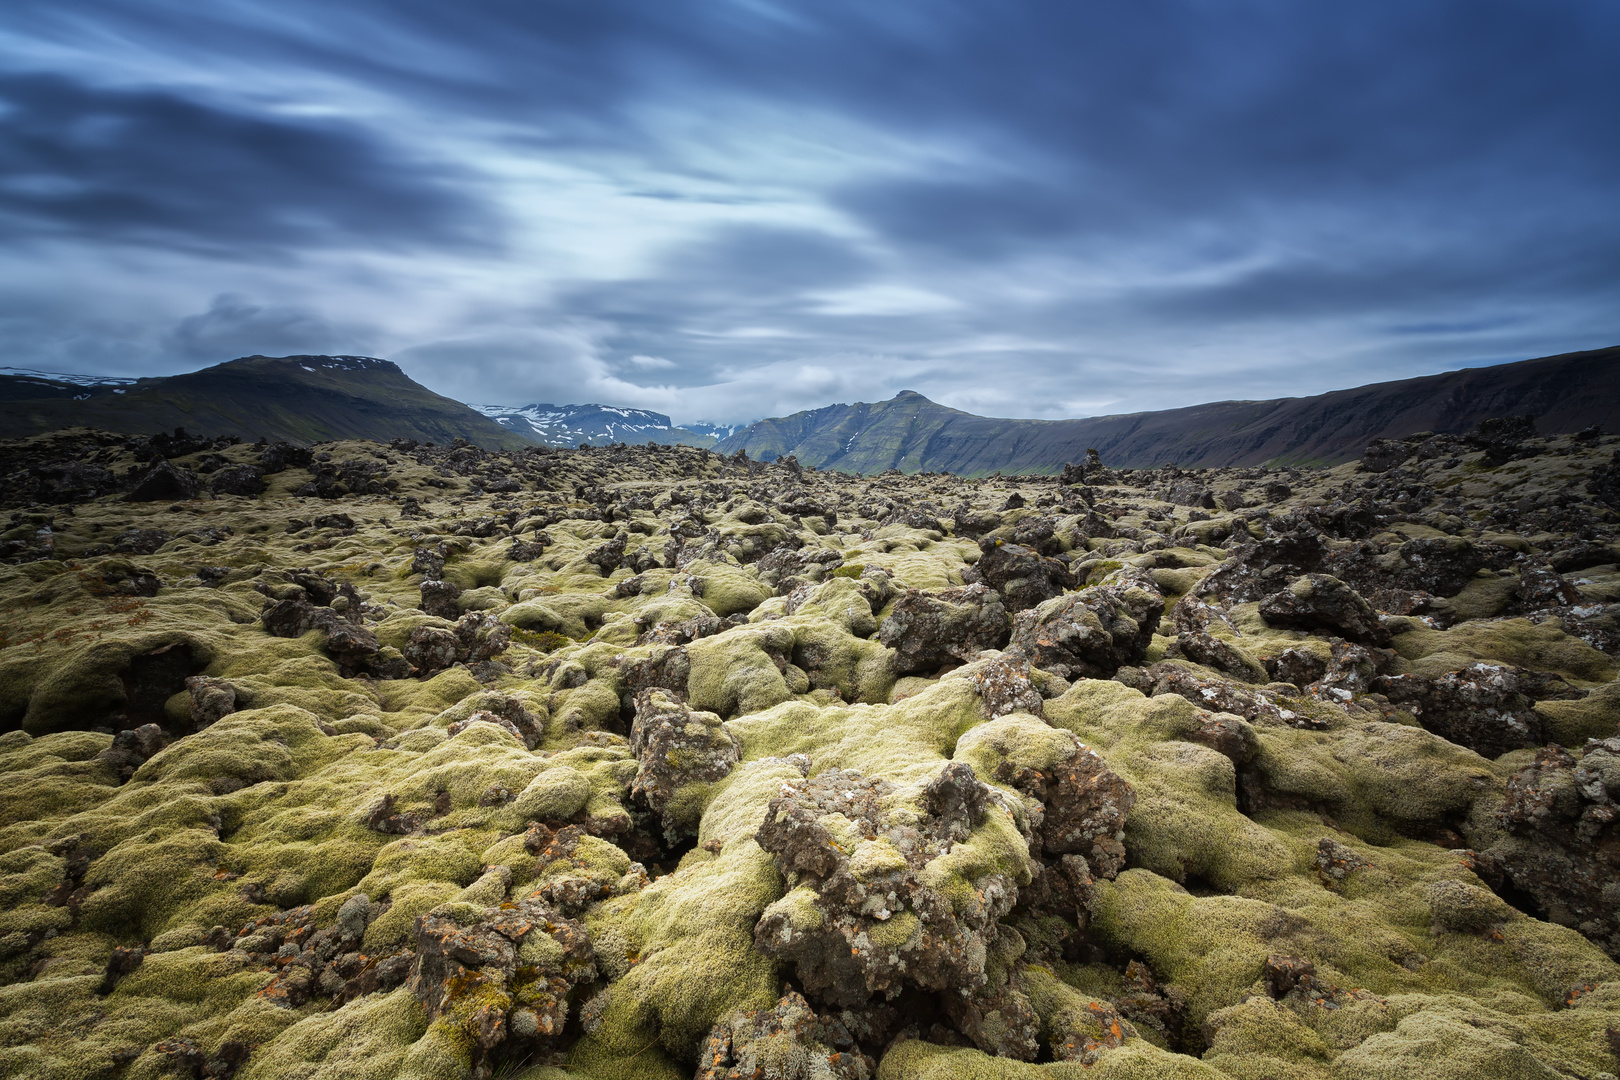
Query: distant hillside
0,355,532,449
469,402,741,448
715,345,1620,474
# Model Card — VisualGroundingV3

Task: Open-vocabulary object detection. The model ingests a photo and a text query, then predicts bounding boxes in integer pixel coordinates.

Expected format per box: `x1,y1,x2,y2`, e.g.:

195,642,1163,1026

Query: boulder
1258,574,1391,647
1374,664,1545,758
629,689,741,839
964,538,1076,613
1007,568,1163,679
1491,737,1620,959
878,583,1011,674
124,461,200,502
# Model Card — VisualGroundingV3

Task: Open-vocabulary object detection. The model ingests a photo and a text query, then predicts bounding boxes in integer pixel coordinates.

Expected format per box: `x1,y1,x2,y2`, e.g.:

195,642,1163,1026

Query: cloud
164,293,372,363
626,354,676,369
0,72,493,255
0,0,1614,426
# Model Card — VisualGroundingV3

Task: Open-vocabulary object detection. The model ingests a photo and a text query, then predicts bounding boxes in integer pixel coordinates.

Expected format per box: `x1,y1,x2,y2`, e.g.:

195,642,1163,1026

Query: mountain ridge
0,354,533,449
715,345,1620,474
468,401,743,448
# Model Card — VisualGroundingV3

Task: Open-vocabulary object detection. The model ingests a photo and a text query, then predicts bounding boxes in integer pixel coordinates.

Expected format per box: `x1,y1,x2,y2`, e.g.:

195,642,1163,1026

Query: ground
0,422,1618,1080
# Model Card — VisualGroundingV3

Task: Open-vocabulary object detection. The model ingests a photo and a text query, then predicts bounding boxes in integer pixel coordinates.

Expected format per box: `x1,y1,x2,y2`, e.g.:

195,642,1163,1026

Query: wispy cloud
0,0,1615,424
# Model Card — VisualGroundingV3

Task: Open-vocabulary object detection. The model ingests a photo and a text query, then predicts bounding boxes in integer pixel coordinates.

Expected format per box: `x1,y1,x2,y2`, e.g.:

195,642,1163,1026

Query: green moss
240,985,428,1080
874,1037,1229,1077
1391,619,1616,684
512,628,574,652
1332,1009,1571,1080
1533,681,1620,745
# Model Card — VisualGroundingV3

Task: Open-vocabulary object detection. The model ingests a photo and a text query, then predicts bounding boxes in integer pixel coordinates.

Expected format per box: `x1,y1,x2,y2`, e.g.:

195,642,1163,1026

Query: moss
509,766,593,824
584,840,783,1059
239,985,428,1080
873,1037,1228,1077
1201,996,1335,1079
1533,681,1620,745
512,627,575,652
685,625,795,719
6,437,1620,1080
681,560,775,618
1390,619,1616,684
1332,1009,1570,1079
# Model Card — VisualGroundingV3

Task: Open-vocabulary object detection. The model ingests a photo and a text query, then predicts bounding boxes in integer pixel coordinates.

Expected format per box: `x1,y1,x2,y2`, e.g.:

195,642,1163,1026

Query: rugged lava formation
1,421,1619,1079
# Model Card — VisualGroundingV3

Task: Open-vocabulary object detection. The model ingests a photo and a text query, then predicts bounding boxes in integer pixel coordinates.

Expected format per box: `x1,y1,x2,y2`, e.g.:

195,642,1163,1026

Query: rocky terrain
717,345,1620,473
1,416,1619,1079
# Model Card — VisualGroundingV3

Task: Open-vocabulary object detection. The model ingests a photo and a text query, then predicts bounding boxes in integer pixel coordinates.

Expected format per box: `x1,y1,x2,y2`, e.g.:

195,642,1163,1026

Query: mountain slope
0,355,532,449
469,402,729,448
715,345,1620,474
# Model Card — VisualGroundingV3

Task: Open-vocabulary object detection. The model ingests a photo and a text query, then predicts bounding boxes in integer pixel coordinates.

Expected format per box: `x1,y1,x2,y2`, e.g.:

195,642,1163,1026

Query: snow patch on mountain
469,401,753,448
0,367,138,387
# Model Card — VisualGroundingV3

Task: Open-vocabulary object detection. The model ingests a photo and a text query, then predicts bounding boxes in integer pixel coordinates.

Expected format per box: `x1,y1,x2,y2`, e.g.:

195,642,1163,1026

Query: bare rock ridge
716,343,1620,473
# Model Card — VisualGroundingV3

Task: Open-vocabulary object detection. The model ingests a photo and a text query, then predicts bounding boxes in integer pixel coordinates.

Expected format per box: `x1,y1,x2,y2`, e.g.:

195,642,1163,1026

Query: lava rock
209,464,266,497
964,538,1076,613
1491,737,1620,959
183,675,236,729
629,689,741,839
879,583,1011,674
420,578,463,619
1007,568,1163,679
697,990,876,1080
754,765,1024,1014
1258,574,1391,647
1374,664,1545,758
124,460,201,502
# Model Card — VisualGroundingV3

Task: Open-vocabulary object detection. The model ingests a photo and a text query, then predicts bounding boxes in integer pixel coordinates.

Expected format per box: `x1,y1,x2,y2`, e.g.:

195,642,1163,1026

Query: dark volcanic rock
753,764,1025,1028
1492,738,1620,960
419,578,463,619
1374,665,1545,758
629,688,741,839
124,460,200,502
1361,438,1418,473
411,891,595,1059
879,583,1011,674
208,464,266,497
1007,568,1163,679
964,538,1076,614
1258,574,1391,647
697,990,876,1080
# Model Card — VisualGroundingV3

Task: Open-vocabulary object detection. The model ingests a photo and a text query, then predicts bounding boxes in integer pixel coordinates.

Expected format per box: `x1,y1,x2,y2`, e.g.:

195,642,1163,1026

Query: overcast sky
1,1,1616,425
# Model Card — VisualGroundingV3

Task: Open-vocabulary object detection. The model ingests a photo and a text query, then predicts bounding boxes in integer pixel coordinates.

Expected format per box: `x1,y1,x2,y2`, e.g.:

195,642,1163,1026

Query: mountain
0,355,532,449
468,402,736,448
0,368,137,402
715,344,1620,474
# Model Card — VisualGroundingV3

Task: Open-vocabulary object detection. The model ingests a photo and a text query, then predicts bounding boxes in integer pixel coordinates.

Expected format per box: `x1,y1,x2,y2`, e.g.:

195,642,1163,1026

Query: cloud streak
0,0,1615,425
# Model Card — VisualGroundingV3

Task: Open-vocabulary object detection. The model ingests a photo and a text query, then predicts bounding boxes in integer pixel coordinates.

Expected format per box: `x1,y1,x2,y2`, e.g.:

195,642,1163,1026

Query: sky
0,1,1617,426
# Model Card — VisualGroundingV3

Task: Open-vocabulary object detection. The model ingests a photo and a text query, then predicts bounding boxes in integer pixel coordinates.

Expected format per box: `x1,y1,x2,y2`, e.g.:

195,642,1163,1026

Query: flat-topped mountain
716,345,1620,474
469,402,743,448
0,355,532,449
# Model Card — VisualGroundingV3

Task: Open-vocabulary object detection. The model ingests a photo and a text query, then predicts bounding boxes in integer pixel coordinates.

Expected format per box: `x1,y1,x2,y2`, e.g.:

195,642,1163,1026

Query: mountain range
2,345,1616,472
715,344,1620,474
468,402,744,448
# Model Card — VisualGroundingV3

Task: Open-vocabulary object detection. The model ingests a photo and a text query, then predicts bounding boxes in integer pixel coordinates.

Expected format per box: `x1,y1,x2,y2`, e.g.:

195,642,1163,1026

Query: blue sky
1,0,1616,424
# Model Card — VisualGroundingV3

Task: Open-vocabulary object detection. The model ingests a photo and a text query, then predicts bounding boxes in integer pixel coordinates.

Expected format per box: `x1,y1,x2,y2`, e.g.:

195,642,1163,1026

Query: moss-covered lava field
2,420,1619,1079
